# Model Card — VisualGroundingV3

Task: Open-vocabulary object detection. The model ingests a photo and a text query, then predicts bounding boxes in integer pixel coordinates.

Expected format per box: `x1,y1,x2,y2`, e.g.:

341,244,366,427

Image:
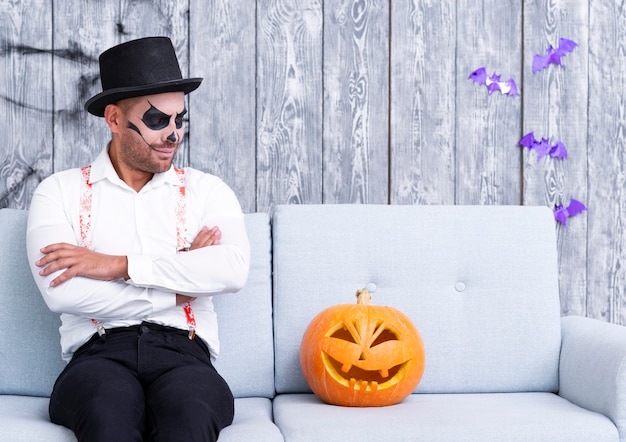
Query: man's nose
167,131,178,142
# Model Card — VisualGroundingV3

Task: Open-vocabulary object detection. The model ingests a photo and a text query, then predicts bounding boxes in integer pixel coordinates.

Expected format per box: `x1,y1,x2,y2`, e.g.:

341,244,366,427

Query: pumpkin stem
355,288,372,305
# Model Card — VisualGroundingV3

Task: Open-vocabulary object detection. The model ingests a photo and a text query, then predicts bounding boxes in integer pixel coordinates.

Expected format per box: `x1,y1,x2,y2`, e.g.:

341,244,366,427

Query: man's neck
107,142,153,192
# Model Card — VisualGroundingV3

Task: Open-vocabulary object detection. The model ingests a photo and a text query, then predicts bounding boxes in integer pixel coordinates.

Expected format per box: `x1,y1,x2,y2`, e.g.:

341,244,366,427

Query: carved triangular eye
330,326,356,343
371,326,399,347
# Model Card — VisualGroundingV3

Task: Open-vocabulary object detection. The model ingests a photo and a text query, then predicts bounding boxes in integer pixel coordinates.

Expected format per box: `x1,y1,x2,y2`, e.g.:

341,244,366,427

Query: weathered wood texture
257,0,323,207
587,1,626,324
523,0,589,319
2,0,626,326
456,0,523,206
190,0,256,207
0,0,52,209
324,0,388,204
390,0,456,205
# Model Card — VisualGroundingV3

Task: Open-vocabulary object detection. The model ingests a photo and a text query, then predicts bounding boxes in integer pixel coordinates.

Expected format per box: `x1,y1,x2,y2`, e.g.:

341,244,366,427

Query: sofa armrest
559,315,626,438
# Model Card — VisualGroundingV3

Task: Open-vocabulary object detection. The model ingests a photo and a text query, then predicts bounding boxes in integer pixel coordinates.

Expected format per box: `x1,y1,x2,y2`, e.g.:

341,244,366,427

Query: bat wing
519,132,537,148
487,82,502,95
468,67,487,85
534,138,551,162
556,38,578,56
504,78,518,96
549,141,568,159
566,199,587,217
485,73,502,95
554,205,567,225
533,53,551,73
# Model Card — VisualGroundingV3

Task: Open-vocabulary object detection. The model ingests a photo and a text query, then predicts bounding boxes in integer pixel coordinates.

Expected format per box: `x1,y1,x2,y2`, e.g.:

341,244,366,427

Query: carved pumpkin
299,288,425,407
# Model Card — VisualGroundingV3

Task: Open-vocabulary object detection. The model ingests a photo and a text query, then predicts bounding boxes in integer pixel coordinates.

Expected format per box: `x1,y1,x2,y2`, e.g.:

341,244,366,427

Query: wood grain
256,0,323,211
390,0,456,205
587,0,626,323
522,0,589,318
323,0,389,204
0,0,53,209
455,0,522,206
189,0,256,212
51,1,116,172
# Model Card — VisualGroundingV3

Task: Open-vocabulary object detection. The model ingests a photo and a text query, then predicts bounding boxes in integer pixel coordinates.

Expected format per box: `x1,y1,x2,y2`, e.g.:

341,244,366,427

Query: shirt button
455,282,466,292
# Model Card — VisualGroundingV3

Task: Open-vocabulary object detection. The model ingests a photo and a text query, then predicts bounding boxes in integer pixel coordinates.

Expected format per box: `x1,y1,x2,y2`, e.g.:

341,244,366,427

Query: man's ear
103,103,124,134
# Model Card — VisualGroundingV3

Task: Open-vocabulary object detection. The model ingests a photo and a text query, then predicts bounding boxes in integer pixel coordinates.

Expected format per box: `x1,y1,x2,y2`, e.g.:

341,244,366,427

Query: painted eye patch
141,103,187,130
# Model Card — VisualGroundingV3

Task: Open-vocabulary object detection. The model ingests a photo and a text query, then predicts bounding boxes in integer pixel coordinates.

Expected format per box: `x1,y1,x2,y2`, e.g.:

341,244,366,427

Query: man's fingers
36,243,76,267
189,226,221,250
35,243,128,286
49,270,75,287
207,227,222,245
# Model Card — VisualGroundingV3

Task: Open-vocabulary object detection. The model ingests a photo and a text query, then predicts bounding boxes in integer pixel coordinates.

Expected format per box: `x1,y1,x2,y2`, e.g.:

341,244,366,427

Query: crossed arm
36,225,222,305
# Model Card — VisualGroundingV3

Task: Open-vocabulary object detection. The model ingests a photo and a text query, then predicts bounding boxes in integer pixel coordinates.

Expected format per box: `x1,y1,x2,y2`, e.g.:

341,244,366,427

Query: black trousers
49,322,234,442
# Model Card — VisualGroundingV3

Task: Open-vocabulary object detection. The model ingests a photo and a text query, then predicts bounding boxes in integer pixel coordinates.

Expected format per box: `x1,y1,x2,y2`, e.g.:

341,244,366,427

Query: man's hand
176,226,221,305
186,225,221,250
36,243,129,288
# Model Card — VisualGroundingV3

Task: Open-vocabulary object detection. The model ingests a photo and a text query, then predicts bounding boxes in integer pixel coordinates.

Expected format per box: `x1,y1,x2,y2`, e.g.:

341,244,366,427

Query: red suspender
79,166,93,250
173,168,197,339
79,165,196,339
173,168,187,251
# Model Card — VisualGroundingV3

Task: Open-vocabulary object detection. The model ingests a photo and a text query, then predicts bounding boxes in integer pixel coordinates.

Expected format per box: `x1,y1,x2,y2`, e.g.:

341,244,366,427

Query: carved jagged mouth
322,352,407,391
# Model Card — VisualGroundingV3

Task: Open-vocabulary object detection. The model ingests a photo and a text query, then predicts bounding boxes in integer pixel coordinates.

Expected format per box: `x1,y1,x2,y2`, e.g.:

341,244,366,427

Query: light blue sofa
1,205,626,441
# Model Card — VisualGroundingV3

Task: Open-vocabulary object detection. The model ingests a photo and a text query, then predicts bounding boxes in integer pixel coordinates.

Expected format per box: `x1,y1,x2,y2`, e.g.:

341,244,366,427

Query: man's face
117,92,186,174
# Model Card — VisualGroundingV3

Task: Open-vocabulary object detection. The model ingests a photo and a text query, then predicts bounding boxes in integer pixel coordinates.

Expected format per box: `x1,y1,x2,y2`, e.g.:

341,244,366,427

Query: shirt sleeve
125,176,250,296
26,174,176,321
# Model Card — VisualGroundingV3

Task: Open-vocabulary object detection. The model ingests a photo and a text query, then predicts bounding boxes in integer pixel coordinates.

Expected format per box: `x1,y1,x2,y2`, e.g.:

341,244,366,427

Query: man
26,37,250,442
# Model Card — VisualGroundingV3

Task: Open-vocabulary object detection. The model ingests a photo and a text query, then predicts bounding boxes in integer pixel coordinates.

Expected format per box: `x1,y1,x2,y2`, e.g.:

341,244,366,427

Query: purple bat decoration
468,67,518,96
532,38,578,73
519,132,568,161
554,199,586,226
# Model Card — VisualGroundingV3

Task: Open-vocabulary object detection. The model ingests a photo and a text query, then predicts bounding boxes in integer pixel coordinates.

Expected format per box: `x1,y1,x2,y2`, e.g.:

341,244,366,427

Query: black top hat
85,37,203,117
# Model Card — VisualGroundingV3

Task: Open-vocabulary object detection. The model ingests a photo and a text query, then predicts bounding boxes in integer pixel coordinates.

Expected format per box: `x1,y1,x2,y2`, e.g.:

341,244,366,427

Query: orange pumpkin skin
299,289,425,407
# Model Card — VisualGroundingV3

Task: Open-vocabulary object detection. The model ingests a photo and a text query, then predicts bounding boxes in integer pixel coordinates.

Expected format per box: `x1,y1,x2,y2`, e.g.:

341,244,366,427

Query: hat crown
99,37,183,91
85,36,202,116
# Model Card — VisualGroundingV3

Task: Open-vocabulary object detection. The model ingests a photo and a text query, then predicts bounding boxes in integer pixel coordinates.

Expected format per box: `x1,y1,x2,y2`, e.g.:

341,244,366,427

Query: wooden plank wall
1,0,625,325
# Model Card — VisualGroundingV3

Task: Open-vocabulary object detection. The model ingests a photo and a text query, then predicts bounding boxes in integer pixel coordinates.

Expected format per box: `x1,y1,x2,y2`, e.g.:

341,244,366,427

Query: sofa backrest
272,204,562,394
0,209,66,397
213,212,275,398
0,209,275,399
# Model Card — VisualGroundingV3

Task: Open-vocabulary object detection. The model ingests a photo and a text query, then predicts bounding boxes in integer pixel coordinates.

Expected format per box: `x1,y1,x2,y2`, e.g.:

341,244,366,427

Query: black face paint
127,121,143,136
141,102,187,130
166,131,178,142
127,121,158,149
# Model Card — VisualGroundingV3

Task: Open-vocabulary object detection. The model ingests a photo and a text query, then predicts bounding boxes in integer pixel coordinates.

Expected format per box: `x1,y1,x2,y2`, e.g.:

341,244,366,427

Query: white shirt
26,147,250,362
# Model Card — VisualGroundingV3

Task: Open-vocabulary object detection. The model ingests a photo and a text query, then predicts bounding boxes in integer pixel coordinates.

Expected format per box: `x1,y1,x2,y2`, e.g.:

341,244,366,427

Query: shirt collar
88,145,184,190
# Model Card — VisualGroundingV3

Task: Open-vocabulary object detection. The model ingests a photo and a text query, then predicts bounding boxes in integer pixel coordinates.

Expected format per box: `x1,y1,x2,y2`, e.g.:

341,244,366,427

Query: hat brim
85,77,203,117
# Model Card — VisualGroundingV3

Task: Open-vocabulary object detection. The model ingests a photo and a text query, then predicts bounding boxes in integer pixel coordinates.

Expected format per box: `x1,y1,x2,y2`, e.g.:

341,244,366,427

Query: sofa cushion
272,204,562,394
272,393,618,442
0,395,76,441
0,209,66,397
217,398,284,441
0,395,283,442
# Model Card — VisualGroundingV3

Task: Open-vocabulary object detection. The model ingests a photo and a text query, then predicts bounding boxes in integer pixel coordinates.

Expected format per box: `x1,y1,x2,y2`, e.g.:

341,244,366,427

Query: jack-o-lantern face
300,289,425,407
